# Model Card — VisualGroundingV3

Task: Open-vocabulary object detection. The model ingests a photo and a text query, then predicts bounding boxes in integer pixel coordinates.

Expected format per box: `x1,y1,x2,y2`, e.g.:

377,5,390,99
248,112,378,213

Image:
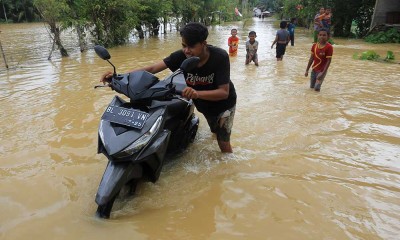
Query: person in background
313,7,325,43
322,7,332,30
228,28,239,57
245,31,259,66
322,7,335,45
305,28,333,92
287,18,297,46
100,22,237,153
271,21,290,61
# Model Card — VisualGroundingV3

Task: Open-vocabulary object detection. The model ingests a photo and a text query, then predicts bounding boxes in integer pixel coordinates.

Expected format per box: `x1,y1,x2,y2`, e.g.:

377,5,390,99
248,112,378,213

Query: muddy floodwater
0,18,400,240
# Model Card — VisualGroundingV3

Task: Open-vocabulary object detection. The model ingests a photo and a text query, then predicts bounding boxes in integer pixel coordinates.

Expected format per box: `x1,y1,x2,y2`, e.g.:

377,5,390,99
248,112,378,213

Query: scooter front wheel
96,194,117,219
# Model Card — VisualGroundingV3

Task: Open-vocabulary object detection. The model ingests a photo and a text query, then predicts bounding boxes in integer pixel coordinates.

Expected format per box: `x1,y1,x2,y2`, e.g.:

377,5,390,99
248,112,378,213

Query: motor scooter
93,45,199,218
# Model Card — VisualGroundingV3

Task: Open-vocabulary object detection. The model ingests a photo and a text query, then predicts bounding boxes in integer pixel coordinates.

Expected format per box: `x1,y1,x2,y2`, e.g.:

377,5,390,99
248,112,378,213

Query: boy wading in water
245,31,259,66
271,21,290,61
305,28,333,92
228,28,239,57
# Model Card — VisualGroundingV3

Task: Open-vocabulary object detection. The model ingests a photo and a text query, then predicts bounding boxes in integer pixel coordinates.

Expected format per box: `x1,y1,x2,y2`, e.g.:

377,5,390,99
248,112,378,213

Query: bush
365,28,400,43
385,51,395,61
353,50,396,62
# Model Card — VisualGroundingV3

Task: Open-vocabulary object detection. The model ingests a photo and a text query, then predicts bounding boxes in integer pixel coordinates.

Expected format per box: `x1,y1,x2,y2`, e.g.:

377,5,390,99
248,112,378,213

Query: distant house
370,0,400,31
253,8,262,17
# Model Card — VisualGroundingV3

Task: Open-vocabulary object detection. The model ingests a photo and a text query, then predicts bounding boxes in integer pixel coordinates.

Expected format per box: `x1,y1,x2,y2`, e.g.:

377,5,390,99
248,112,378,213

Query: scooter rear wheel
96,194,117,219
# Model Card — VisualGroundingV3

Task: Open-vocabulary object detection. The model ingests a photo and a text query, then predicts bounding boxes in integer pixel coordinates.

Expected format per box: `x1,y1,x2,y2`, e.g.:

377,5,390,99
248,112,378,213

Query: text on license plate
101,106,150,129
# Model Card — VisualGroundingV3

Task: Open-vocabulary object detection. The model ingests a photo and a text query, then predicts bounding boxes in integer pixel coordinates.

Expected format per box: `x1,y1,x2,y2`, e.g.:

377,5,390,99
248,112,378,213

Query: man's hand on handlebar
100,71,113,84
182,87,199,100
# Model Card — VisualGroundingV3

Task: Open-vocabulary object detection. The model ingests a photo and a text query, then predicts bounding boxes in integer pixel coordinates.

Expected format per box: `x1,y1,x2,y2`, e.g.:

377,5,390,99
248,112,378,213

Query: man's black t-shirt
163,45,237,116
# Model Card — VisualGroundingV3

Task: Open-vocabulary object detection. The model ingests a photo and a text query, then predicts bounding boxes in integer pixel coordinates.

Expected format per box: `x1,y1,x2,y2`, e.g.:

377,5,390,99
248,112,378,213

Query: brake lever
94,84,111,89
170,95,190,105
177,96,190,104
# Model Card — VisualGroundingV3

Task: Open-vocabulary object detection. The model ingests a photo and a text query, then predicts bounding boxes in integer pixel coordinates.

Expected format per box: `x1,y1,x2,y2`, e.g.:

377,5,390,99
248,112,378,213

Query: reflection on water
0,20,400,240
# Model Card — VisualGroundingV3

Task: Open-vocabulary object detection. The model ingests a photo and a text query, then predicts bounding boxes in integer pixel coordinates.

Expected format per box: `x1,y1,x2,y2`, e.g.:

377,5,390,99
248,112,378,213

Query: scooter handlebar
175,89,183,96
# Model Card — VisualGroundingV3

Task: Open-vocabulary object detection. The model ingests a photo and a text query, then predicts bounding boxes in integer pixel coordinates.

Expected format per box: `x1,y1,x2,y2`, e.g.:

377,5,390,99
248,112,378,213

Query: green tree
276,0,375,38
353,0,375,37
135,0,170,38
1,0,38,22
64,0,89,52
0,0,11,22
159,0,173,34
34,0,69,57
82,0,140,47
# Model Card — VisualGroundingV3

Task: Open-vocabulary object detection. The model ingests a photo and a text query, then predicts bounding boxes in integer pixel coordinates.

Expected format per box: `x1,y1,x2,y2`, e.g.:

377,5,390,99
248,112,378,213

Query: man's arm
127,61,168,74
100,61,168,84
317,58,331,80
271,35,278,48
305,53,314,77
182,83,230,101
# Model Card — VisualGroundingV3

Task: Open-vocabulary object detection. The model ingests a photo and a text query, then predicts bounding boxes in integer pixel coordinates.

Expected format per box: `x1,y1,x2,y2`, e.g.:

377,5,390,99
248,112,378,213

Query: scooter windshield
127,71,159,99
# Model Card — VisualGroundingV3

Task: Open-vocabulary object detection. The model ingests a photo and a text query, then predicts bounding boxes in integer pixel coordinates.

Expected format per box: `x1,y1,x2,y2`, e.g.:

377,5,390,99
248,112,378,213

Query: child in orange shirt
228,28,239,56
305,28,333,92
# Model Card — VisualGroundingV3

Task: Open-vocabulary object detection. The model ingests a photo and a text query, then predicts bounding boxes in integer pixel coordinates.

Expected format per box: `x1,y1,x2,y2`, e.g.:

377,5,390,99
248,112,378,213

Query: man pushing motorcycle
100,22,237,153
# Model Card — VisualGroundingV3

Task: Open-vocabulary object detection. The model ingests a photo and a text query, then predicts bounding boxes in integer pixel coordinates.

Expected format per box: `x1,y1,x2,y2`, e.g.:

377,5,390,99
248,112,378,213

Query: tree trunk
136,25,144,39
76,26,86,52
334,15,353,37
151,20,160,36
0,39,8,69
50,23,68,57
48,36,56,60
2,2,7,22
163,16,167,34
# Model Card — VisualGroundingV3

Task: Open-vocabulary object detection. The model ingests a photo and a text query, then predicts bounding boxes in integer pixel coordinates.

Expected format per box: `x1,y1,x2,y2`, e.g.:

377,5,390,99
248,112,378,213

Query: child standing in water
271,21,290,61
313,7,325,43
305,28,333,92
287,18,297,46
228,28,239,57
245,31,259,66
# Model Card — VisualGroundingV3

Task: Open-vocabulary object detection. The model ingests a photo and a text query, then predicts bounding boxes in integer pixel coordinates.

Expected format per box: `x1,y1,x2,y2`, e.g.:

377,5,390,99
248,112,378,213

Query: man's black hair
318,27,330,36
248,31,256,36
180,22,208,47
280,21,287,28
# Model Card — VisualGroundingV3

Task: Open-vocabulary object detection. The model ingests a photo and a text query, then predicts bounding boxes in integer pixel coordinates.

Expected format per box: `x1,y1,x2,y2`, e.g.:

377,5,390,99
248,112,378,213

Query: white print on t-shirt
186,73,215,85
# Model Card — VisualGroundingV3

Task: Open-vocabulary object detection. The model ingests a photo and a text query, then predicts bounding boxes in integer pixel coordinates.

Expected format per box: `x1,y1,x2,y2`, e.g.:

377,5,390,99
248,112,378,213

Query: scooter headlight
119,116,163,156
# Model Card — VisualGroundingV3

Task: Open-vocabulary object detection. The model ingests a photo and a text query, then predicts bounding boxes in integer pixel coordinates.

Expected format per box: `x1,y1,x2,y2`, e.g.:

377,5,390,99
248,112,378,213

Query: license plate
101,105,150,129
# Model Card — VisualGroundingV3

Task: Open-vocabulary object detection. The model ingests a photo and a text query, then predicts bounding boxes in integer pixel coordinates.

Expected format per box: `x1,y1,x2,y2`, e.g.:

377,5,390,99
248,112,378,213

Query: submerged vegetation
353,50,396,63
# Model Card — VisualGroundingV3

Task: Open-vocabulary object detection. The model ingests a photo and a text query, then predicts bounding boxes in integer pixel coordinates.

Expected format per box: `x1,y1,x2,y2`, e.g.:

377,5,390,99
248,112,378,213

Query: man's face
319,8,325,14
248,34,256,40
231,30,237,36
181,39,205,58
318,31,329,42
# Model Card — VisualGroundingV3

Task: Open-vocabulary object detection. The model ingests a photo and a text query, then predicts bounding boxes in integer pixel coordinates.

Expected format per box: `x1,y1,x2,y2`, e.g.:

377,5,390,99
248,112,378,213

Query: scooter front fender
95,161,142,206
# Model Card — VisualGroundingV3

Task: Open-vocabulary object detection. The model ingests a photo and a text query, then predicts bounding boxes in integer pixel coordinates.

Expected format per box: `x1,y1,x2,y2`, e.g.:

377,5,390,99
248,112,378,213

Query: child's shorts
204,105,236,142
310,71,326,91
229,51,238,57
246,53,258,62
276,43,287,58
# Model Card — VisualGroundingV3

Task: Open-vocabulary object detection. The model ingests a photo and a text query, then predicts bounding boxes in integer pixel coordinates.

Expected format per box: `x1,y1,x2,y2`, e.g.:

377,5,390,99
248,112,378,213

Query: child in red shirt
228,28,239,56
305,28,333,92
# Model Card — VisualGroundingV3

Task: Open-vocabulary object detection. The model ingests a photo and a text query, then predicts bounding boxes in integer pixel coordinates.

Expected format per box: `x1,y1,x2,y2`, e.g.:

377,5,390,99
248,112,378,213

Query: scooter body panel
93,48,200,218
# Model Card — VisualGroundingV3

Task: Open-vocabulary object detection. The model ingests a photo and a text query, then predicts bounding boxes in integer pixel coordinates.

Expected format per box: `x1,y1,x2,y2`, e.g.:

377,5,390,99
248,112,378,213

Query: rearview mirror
94,45,111,60
180,57,200,72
